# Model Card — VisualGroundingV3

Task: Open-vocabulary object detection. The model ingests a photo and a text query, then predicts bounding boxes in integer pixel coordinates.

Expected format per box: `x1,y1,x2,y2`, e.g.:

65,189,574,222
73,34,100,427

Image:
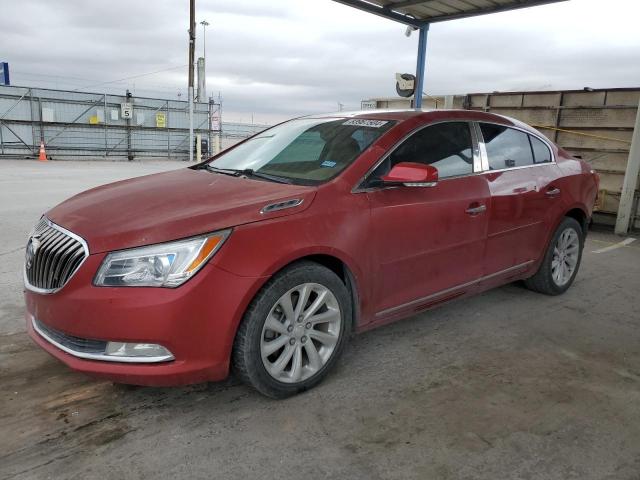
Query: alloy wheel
551,227,580,286
260,283,342,384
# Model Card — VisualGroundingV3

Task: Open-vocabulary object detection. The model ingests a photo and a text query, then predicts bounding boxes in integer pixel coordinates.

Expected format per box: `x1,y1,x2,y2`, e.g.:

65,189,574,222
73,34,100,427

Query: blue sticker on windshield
321,160,337,168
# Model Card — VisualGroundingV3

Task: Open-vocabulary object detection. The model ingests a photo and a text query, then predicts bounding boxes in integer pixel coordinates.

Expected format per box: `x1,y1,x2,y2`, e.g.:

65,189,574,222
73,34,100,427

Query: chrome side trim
260,198,304,214
402,181,437,188
478,162,557,176
23,218,90,295
375,261,534,317
31,316,174,363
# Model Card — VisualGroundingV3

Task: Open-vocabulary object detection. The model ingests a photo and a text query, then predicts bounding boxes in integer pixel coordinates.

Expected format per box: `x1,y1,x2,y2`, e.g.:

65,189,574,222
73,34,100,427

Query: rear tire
232,261,351,398
524,217,583,295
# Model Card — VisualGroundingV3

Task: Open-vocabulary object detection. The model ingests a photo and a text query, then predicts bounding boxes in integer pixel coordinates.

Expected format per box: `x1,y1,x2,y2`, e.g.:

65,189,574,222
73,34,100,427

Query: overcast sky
2,0,639,123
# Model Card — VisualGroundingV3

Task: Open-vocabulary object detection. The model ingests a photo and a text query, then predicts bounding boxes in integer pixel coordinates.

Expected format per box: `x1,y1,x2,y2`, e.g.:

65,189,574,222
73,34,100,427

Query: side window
480,124,534,170
530,135,552,163
371,122,473,181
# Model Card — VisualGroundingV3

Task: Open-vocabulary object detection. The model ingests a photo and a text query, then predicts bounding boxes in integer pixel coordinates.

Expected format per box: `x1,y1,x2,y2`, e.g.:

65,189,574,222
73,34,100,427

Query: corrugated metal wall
0,85,267,160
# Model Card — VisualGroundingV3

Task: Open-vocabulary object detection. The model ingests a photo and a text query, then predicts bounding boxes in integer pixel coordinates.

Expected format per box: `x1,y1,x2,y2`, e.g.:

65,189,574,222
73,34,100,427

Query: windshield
207,117,396,184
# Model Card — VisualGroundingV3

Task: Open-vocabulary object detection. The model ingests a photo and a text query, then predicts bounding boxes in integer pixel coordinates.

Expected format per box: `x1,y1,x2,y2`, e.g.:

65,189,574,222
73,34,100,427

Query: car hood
46,167,316,254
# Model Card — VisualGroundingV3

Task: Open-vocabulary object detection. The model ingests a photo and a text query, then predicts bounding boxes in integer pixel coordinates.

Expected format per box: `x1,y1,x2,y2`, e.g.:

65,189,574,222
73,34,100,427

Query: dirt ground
1,160,639,480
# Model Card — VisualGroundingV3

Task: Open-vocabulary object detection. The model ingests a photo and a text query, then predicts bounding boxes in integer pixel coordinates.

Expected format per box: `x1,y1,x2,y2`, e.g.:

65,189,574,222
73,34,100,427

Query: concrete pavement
1,160,639,480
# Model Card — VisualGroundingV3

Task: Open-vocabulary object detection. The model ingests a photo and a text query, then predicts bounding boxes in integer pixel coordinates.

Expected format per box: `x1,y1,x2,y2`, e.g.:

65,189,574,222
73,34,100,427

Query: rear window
530,135,552,163
480,124,534,170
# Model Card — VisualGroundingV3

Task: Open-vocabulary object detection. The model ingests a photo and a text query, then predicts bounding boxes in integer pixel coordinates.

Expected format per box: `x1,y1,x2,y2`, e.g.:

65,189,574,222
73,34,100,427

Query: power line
72,65,187,92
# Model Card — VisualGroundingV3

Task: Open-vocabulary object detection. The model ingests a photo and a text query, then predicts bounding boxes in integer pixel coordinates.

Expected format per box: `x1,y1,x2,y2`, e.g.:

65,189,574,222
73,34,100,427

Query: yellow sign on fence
156,112,167,128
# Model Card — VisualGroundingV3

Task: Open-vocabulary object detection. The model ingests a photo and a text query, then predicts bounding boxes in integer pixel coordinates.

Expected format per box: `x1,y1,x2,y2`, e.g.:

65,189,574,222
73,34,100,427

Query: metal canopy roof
332,0,567,26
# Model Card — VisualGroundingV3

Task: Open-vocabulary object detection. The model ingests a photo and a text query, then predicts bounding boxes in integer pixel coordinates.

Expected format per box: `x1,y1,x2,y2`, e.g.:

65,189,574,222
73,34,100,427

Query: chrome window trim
477,162,557,175
470,120,483,174
474,120,557,174
31,315,174,363
376,260,534,318
24,218,90,295
473,122,490,171
352,120,479,193
528,133,555,165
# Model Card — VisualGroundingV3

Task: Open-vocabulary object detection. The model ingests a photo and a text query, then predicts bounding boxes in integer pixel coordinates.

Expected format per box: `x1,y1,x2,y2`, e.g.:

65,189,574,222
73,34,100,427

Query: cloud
1,0,639,123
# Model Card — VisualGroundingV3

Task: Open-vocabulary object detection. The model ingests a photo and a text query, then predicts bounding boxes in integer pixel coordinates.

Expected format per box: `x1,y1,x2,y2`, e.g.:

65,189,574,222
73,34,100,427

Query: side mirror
381,162,438,187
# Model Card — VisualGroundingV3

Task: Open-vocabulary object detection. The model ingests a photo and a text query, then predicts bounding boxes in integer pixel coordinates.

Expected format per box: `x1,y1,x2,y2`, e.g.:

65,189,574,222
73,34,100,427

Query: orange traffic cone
38,142,47,162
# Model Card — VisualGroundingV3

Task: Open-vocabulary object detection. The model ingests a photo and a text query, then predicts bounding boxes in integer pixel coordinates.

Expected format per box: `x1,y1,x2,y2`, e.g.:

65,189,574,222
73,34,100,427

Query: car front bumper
25,254,267,386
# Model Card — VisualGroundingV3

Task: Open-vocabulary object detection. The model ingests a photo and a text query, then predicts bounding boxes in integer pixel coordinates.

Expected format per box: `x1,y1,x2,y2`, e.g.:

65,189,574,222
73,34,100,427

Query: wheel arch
563,205,589,238
272,252,362,333
534,204,589,273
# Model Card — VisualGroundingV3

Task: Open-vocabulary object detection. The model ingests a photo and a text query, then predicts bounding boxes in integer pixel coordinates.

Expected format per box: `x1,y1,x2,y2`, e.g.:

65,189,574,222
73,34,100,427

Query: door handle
465,204,487,215
546,187,561,197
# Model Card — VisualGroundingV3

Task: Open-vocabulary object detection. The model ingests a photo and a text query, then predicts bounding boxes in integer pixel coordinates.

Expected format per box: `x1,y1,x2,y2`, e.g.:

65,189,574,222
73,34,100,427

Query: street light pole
200,20,209,60
199,20,209,104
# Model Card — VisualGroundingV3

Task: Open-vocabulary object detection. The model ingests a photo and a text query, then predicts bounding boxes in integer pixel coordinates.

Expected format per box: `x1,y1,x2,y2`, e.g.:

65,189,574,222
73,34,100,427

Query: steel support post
189,87,194,161
615,98,640,234
37,97,44,152
126,91,133,161
413,24,429,110
104,94,108,159
208,97,213,159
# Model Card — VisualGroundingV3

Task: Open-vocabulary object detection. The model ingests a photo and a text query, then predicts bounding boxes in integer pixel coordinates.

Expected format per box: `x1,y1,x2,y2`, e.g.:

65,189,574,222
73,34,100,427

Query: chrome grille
25,218,88,292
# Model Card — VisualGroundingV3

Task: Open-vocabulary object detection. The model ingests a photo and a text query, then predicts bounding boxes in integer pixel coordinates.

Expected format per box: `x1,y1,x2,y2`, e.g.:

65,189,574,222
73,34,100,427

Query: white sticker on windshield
342,119,389,128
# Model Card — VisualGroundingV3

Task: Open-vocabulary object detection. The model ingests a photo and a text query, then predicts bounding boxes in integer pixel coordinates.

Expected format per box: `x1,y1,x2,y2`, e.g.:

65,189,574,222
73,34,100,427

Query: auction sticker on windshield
342,119,389,128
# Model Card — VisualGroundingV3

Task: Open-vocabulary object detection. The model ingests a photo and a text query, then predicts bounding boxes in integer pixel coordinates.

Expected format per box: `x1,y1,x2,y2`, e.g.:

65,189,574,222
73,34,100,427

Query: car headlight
94,230,231,288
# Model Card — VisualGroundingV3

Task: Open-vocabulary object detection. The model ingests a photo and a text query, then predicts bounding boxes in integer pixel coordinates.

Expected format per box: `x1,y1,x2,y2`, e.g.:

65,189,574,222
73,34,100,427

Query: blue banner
0,63,10,86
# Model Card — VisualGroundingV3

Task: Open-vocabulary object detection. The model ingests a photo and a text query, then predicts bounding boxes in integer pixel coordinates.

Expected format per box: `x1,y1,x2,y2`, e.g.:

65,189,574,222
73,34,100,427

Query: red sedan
24,110,599,397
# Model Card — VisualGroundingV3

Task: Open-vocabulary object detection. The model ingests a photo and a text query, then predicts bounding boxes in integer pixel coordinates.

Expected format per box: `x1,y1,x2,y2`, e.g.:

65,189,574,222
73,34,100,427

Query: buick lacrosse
25,110,598,397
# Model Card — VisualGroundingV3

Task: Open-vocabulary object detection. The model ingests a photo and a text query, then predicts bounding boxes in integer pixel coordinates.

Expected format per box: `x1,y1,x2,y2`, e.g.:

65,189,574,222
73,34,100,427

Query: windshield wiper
241,169,294,184
205,165,292,184
204,165,241,177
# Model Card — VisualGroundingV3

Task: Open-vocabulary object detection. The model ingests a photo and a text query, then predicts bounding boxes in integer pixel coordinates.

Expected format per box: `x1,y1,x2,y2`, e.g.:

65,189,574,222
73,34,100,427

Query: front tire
232,261,351,398
524,217,583,295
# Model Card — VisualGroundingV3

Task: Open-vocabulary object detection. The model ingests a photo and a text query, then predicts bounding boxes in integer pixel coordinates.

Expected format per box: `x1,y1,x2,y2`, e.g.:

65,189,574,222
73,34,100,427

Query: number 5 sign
121,102,133,119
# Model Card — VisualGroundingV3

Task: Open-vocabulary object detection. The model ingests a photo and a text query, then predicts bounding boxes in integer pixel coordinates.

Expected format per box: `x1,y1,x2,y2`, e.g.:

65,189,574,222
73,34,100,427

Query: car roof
305,109,536,133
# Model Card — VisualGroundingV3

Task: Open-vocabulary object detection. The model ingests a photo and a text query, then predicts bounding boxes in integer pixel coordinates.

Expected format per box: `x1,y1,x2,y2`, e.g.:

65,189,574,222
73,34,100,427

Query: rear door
478,122,563,275
363,121,490,319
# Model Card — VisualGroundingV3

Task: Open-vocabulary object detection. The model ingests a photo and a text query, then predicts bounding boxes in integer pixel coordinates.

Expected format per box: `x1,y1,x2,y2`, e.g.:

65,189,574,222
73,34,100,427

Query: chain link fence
0,85,267,160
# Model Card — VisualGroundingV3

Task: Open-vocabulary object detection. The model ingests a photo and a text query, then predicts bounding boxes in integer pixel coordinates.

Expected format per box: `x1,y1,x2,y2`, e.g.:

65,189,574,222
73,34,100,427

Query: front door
363,121,490,319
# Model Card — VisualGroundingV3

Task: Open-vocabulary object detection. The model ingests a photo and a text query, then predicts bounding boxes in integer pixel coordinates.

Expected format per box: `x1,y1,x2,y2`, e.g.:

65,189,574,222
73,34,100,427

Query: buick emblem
25,235,41,269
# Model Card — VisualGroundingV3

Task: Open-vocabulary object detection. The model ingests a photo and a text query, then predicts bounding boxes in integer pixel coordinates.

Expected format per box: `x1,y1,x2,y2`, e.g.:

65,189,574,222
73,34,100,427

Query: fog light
105,342,174,361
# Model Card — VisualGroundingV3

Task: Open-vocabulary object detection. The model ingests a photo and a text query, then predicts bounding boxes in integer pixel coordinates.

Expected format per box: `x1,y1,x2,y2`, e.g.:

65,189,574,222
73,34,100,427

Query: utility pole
188,0,195,162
